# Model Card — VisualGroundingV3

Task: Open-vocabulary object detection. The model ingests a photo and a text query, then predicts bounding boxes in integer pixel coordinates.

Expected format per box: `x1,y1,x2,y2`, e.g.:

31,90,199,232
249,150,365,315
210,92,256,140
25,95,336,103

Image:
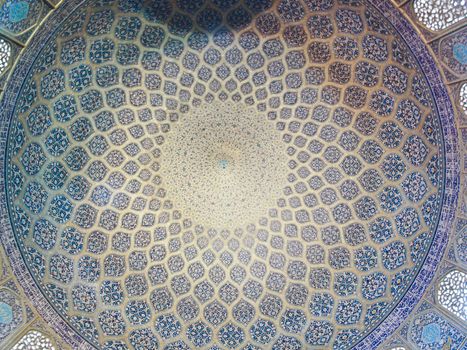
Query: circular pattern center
160,101,288,230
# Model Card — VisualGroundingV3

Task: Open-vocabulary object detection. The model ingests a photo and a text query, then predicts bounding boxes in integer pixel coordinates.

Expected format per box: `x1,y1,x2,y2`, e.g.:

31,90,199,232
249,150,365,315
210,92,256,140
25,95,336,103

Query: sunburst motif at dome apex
160,101,288,230
3,0,448,349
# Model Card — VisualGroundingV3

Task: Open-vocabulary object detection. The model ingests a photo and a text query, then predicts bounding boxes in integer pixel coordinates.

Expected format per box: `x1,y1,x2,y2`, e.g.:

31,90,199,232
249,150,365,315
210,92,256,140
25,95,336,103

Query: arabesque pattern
0,0,456,349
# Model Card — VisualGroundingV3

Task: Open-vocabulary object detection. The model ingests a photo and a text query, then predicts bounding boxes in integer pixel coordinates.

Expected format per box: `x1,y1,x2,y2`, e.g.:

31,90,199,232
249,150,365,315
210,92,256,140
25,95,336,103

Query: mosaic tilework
409,310,465,350
0,288,24,343
0,0,51,42
0,0,44,34
160,101,289,229
0,0,460,349
438,27,467,76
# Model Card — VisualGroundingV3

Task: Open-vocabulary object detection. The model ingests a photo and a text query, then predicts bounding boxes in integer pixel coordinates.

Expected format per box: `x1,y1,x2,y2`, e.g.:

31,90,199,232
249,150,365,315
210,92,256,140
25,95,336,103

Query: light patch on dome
160,101,288,231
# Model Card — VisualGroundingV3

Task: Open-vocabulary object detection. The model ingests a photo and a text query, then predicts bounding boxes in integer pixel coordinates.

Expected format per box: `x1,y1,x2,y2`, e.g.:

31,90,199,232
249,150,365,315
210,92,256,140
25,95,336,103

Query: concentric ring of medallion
0,0,459,349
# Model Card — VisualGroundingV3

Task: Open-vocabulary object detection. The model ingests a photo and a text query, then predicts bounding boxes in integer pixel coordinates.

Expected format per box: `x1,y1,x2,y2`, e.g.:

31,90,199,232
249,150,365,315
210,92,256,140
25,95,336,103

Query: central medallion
160,101,288,231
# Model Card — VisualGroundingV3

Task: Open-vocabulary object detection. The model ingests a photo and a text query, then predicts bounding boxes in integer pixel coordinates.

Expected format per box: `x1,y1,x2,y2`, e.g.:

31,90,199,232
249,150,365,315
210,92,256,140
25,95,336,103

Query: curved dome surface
0,0,459,349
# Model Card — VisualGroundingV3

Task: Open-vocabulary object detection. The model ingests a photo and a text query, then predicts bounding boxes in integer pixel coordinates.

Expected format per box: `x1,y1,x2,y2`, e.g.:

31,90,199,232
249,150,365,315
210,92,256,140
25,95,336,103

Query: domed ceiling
0,0,459,349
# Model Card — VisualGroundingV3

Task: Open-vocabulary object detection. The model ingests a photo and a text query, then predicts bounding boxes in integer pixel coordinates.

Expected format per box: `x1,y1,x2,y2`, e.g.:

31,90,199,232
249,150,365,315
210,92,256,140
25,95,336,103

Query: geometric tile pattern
409,311,465,350
0,288,24,343
0,0,459,349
